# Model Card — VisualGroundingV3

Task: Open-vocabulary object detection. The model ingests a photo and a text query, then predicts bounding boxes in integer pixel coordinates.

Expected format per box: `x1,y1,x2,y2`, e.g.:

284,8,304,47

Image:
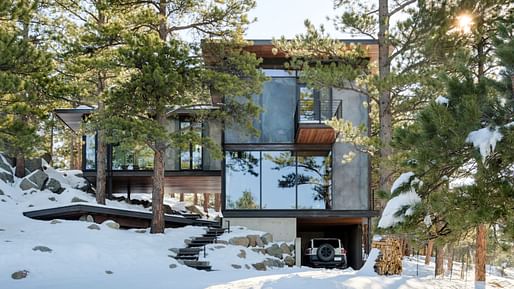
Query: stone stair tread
175,255,198,260
192,237,216,241
179,247,202,253
183,260,210,266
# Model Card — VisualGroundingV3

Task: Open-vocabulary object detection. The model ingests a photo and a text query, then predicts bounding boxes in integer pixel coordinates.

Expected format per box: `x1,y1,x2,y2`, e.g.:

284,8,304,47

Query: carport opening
297,218,364,269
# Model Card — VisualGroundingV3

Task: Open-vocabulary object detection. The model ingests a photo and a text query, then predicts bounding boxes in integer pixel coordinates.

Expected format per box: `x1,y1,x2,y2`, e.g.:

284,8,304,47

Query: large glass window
261,151,296,209
225,151,260,209
112,145,153,170
297,153,332,209
225,77,296,144
180,120,202,170
84,134,96,170
224,150,332,210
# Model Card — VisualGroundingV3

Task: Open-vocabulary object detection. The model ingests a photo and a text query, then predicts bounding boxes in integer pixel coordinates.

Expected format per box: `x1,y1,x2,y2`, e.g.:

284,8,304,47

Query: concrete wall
331,88,369,210
224,217,297,242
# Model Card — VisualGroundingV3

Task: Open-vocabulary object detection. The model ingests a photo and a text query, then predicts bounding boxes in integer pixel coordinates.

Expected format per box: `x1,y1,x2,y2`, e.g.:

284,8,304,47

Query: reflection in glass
261,151,296,209
225,77,296,144
225,151,260,209
297,153,332,209
112,145,153,170
85,134,96,170
180,120,202,170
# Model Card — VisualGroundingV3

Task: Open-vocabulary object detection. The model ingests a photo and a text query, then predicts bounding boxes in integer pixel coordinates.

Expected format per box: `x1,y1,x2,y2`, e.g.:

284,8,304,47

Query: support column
193,193,198,205
295,237,302,267
215,193,221,212
203,193,210,212
179,193,184,202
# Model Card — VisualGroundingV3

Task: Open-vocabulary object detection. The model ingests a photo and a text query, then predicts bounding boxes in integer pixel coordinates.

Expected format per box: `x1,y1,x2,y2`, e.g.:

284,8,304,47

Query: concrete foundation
224,217,297,242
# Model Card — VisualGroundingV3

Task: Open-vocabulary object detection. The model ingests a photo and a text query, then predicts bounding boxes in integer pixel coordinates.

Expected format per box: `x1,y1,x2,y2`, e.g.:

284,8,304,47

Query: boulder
251,248,266,255
19,179,38,191
86,215,94,222
45,178,64,194
0,171,13,183
25,159,43,174
87,224,100,230
27,170,48,190
214,245,226,249
50,219,61,224
32,246,52,253
229,236,249,247
289,244,295,253
11,270,29,280
105,270,113,274
252,262,266,271
231,264,242,269
0,189,4,195
134,229,146,234
185,205,205,216
0,155,13,173
245,264,251,269
280,243,291,255
247,235,261,247
265,244,283,259
284,255,295,267
168,248,180,254
163,204,174,214
169,264,177,269
264,258,284,268
261,233,273,245
48,197,56,202
215,240,228,245
71,197,87,203
237,249,246,259
103,220,120,229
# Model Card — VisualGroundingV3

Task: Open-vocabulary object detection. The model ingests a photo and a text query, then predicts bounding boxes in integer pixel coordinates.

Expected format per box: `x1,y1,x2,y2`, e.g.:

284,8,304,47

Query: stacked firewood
372,237,403,275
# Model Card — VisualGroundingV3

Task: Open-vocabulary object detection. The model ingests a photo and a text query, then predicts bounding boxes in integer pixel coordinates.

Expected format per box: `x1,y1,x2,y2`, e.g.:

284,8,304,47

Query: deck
23,204,220,229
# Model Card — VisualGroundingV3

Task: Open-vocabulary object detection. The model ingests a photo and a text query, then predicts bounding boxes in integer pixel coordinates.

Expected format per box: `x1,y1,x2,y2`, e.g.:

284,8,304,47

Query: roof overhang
54,108,93,133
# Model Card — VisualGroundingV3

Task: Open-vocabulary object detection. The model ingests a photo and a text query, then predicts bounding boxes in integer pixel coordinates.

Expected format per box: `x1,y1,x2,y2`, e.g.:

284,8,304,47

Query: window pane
261,151,296,209
297,153,332,209
85,134,96,170
112,145,153,170
261,78,296,143
225,151,260,209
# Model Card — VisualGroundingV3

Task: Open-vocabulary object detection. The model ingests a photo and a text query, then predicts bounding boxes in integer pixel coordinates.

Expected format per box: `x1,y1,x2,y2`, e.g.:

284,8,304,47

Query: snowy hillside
1,158,513,289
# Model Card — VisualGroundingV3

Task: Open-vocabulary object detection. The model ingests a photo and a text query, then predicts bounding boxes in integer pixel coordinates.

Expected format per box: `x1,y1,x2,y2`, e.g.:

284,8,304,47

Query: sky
245,0,341,39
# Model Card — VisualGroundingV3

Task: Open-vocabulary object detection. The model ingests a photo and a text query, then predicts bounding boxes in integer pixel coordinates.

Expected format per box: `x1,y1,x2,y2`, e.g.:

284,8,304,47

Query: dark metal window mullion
259,151,262,210
295,153,298,209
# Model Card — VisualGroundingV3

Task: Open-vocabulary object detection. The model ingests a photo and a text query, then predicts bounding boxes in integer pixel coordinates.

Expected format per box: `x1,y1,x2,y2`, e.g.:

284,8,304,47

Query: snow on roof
390,172,415,194
465,126,503,162
378,190,421,228
435,96,449,106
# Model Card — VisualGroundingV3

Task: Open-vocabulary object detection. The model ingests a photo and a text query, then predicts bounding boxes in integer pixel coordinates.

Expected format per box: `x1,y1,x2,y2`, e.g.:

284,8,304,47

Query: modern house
55,39,378,269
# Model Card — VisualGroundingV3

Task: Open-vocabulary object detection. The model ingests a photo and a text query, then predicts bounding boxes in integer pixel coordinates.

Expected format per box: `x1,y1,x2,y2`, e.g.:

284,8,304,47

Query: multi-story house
55,39,378,269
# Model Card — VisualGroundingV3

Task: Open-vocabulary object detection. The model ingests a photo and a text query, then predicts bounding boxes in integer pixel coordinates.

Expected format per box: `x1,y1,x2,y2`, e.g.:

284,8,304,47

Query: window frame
179,118,204,171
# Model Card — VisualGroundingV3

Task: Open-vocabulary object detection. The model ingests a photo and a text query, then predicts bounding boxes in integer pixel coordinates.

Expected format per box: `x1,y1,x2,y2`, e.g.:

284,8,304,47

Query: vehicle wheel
316,243,335,262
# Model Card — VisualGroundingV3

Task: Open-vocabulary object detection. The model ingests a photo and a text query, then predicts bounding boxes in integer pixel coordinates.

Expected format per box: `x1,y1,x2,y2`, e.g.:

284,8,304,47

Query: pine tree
101,0,265,233
0,0,57,177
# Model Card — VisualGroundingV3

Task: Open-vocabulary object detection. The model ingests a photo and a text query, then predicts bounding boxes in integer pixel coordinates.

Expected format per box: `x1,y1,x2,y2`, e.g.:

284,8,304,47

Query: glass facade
225,151,260,209
224,150,332,210
179,120,203,170
84,134,96,170
112,145,153,170
225,76,296,144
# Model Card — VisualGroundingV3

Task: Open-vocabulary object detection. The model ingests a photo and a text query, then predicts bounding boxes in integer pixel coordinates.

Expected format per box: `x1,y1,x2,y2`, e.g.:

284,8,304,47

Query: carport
297,217,364,269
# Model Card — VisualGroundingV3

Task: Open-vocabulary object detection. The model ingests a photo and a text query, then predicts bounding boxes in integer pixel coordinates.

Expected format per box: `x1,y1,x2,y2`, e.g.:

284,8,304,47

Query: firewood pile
372,237,403,275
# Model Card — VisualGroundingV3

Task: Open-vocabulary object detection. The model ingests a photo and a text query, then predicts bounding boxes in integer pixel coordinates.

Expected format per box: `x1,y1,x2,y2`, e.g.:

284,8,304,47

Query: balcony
295,87,342,144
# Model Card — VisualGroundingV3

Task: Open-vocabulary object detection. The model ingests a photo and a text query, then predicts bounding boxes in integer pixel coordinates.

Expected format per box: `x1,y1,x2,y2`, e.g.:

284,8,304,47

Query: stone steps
174,227,226,271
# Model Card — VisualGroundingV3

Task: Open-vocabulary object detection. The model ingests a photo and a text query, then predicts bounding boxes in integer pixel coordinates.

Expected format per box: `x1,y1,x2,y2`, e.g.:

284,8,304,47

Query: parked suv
305,238,347,268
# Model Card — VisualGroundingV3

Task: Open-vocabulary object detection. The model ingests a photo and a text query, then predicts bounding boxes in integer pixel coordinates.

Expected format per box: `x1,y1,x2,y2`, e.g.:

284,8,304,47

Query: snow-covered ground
1,161,513,289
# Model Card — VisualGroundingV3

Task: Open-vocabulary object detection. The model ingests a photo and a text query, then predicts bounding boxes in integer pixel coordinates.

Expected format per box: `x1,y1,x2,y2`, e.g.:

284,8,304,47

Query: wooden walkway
23,204,220,229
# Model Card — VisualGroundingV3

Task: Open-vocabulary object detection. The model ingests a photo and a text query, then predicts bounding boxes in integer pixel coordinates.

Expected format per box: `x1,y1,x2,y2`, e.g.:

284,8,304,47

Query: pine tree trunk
447,245,454,277
475,224,487,283
378,0,393,200
203,193,209,212
150,144,166,233
94,1,107,205
15,154,25,178
150,109,167,234
425,239,434,265
96,128,107,205
461,254,465,280
435,245,445,277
